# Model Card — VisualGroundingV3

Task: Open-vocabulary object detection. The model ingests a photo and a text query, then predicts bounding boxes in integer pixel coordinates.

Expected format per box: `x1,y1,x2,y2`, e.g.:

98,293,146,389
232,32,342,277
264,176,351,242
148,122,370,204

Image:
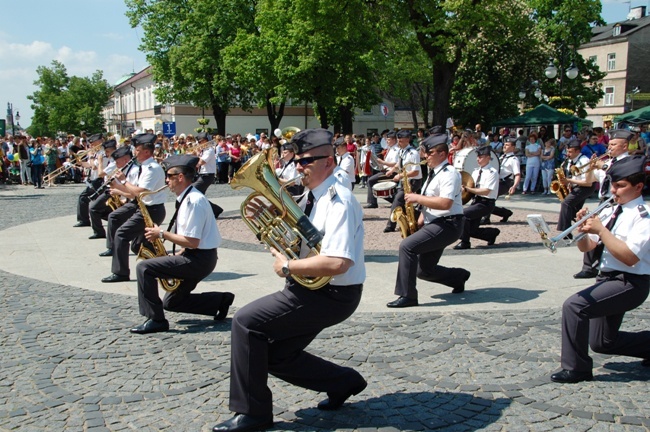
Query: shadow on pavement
203,271,256,282
426,287,544,306
289,391,510,430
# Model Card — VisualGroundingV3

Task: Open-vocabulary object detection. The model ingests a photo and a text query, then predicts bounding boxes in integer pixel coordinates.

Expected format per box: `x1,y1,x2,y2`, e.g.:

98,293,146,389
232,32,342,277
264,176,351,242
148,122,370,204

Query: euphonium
230,148,330,290
550,167,569,202
136,185,182,292
390,161,426,238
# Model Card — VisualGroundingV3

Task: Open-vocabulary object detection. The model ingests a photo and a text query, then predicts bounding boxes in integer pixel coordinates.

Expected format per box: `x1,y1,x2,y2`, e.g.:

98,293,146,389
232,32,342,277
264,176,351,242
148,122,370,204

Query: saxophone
550,166,569,202
390,161,426,238
136,185,182,292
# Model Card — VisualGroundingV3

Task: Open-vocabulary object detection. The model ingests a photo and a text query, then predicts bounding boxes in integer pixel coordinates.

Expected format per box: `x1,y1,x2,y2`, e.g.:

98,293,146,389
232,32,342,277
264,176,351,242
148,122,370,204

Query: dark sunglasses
295,155,329,166
166,172,182,179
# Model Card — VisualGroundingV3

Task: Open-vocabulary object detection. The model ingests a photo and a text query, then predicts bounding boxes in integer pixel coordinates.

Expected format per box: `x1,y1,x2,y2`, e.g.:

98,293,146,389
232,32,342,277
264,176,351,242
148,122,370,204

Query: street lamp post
625,86,640,112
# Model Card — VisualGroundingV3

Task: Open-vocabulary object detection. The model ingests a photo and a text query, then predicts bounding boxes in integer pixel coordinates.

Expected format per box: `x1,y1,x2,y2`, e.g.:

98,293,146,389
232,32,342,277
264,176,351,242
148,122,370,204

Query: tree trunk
431,63,458,127
265,96,285,132
317,104,329,129
339,104,354,134
211,102,227,136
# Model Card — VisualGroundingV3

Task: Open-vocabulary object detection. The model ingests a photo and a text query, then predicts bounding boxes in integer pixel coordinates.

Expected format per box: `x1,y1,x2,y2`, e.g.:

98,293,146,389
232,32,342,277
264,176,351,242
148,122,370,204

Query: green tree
27,61,112,137
125,0,257,135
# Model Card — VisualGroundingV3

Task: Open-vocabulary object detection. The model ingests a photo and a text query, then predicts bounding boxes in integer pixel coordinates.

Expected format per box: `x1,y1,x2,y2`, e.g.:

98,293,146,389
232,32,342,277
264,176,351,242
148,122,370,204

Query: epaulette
328,185,338,200
639,205,649,218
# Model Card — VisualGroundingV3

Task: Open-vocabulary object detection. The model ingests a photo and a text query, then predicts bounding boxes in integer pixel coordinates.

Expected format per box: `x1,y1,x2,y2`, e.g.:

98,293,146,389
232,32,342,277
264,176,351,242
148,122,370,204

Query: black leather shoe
479,216,491,225
383,226,395,233
500,210,513,223
386,297,418,308
101,273,129,283
453,242,470,250
130,319,169,335
88,233,106,240
99,249,113,257
550,369,593,383
318,377,367,411
215,292,235,321
487,229,500,246
451,269,471,294
73,222,90,228
364,204,378,209
573,270,598,279
212,414,273,432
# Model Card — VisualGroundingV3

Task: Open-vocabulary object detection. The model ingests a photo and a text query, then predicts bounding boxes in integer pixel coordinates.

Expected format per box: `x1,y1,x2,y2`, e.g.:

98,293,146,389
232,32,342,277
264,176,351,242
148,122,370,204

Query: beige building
102,66,395,138
578,7,650,127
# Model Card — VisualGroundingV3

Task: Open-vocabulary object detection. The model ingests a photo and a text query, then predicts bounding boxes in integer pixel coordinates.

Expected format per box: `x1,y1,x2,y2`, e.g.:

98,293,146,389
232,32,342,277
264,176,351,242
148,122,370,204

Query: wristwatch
158,230,165,240
281,260,291,277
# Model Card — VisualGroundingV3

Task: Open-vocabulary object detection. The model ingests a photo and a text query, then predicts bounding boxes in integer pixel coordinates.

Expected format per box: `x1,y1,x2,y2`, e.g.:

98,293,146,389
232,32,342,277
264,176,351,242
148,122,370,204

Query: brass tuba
230,148,331,290
390,161,426,238
136,185,182,292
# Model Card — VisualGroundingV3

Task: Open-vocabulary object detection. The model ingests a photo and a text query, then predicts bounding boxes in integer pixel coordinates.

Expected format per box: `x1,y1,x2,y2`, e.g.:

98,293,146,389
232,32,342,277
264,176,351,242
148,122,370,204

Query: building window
588,55,597,65
613,25,621,37
607,53,616,71
604,86,615,106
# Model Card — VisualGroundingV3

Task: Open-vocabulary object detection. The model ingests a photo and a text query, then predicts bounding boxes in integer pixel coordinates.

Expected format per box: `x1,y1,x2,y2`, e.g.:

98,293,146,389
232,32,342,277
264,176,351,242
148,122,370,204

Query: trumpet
570,153,611,176
528,196,615,253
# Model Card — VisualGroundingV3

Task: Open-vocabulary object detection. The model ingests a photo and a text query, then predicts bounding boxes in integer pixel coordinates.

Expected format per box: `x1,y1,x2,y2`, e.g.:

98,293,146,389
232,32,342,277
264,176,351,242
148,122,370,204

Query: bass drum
453,147,501,175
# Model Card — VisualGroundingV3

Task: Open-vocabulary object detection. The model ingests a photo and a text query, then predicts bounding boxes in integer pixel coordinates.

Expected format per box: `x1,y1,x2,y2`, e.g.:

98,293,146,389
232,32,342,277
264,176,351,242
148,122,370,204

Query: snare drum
453,147,501,174
372,181,397,199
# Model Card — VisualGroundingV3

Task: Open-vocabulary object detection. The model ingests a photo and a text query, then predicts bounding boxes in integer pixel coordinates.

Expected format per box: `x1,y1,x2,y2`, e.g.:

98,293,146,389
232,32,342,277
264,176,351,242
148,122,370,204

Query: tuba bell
230,148,331,290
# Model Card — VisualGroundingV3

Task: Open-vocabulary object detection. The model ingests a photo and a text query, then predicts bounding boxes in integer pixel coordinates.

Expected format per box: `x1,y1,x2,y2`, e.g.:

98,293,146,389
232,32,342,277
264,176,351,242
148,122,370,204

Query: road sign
163,122,176,137
380,104,389,117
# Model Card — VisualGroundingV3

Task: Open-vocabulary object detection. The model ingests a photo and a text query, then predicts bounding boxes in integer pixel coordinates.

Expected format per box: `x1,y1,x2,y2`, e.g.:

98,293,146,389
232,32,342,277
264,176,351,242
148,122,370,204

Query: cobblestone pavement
1,183,650,431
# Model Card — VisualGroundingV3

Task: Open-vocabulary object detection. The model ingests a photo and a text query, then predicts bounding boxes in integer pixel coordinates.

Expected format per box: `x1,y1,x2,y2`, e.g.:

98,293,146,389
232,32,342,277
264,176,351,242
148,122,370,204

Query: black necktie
591,205,623,269
137,164,143,179
304,191,315,217
599,158,618,197
476,169,483,186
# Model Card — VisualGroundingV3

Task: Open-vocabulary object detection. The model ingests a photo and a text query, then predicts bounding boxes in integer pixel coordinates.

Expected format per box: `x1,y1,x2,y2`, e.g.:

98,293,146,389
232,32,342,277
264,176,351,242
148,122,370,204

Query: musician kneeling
130,155,234,335
551,155,650,383
454,146,500,250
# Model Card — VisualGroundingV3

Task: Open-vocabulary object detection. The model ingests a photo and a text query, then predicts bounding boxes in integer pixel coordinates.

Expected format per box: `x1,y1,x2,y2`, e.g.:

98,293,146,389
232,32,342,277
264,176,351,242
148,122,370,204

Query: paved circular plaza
1,183,649,431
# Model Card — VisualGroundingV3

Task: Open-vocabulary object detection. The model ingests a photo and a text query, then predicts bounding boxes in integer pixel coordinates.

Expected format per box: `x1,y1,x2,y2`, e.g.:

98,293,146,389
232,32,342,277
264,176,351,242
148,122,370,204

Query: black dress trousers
460,198,496,243
89,194,112,237
394,216,464,300
492,177,513,218
192,173,215,194
136,248,220,321
229,280,363,417
106,202,138,249
557,184,596,231
111,204,166,277
561,272,650,372
386,179,422,229
77,178,104,224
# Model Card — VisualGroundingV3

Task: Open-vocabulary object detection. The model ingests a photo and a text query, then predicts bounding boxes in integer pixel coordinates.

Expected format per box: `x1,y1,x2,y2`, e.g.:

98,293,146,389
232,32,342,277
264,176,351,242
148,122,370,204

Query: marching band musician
386,129,470,309
334,136,356,190
551,155,650,384
73,133,105,228
573,129,631,279
212,128,366,432
364,130,400,209
100,133,167,283
192,132,217,194
275,143,304,196
489,137,521,223
130,155,234,334
454,146,500,250
383,129,422,233
87,139,120,239
556,139,597,235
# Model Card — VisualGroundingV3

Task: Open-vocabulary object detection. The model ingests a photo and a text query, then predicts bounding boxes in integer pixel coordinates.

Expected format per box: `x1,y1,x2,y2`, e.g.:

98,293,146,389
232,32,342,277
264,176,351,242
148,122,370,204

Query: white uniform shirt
472,165,499,200
567,154,591,183
136,157,167,205
302,175,365,286
589,196,650,275
499,153,520,180
175,186,222,249
103,159,117,178
337,152,356,184
384,145,400,165
595,153,629,198
199,147,217,174
333,166,353,190
276,159,300,184
421,161,464,223
398,146,422,180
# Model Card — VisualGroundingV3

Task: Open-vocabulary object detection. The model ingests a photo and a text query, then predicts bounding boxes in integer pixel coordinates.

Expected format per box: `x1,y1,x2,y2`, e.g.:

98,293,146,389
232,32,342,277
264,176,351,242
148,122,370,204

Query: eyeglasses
295,155,329,166
166,172,181,179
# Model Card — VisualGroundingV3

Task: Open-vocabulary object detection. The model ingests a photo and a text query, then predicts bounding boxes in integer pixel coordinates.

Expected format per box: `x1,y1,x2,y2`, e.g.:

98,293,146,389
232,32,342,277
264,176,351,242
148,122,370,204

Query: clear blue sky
0,0,640,129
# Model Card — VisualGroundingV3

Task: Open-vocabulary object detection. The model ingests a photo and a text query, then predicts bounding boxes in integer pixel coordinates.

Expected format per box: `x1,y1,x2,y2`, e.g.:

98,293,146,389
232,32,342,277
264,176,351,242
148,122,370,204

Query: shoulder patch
328,185,338,200
638,205,649,218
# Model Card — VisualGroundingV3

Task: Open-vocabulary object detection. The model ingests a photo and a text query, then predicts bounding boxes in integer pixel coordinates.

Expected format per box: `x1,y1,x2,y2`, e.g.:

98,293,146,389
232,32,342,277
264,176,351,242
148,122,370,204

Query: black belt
146,203,165,208
200,173,215,177
474,196,496,203
431,214,464,223
501,174,513,181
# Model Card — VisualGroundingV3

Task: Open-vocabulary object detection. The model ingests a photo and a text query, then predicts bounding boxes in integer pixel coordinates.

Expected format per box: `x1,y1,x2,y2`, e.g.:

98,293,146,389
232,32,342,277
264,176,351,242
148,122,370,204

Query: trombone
570,152,610,176
527,196,615,253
